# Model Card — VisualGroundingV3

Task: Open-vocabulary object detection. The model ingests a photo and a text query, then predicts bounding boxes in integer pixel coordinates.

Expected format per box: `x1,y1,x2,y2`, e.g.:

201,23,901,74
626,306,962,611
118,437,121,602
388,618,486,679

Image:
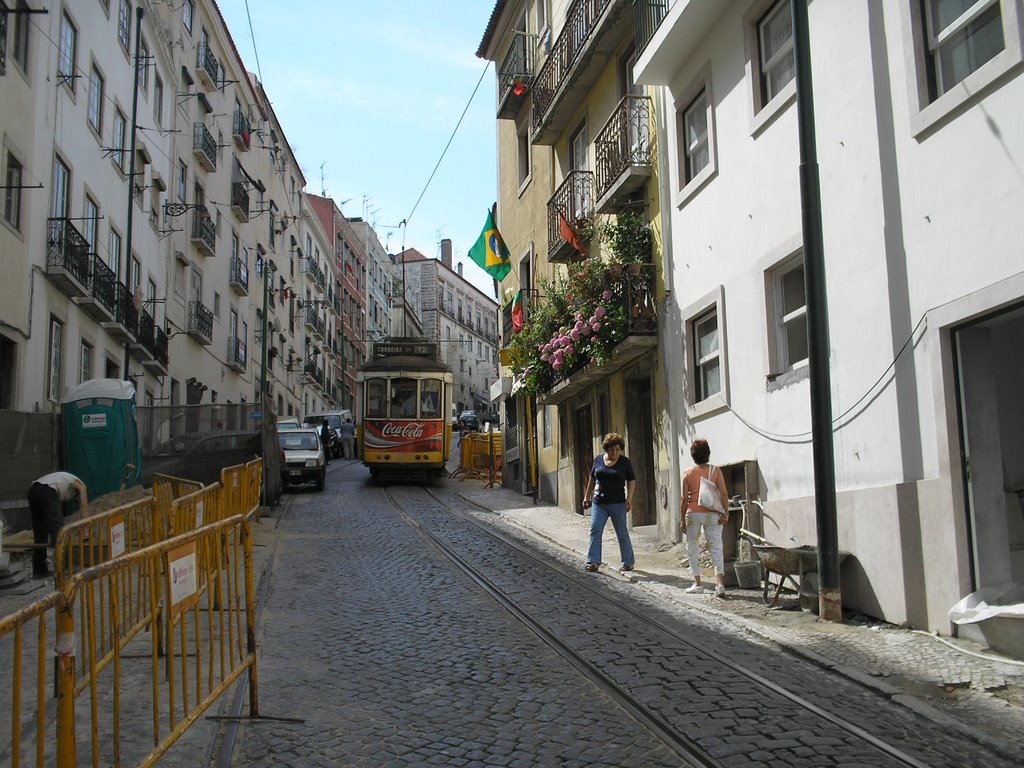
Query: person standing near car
27,471,89,578
581,432,636,573
319,419,332,463
339,417,356,460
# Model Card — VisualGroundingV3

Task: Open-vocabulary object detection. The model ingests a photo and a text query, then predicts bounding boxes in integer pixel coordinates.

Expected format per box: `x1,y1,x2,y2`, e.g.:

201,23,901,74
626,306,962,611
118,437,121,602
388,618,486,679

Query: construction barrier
450,431,503,487
1,461,262,768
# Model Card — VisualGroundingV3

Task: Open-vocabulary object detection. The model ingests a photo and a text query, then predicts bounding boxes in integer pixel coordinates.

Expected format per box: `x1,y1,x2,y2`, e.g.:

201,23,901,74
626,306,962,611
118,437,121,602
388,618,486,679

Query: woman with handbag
681,439,730,595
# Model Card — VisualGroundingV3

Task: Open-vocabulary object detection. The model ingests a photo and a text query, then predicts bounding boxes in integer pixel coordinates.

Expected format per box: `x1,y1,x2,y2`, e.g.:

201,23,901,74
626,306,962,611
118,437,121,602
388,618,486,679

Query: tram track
384,484,950,768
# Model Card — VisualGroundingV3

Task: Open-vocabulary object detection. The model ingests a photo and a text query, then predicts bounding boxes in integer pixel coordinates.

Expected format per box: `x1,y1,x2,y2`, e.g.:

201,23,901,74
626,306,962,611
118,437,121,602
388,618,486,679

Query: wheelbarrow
752,544,823,607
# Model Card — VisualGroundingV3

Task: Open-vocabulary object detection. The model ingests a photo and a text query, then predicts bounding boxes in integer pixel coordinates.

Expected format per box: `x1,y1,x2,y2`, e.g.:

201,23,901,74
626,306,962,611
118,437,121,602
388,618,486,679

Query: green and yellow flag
468,209,511,281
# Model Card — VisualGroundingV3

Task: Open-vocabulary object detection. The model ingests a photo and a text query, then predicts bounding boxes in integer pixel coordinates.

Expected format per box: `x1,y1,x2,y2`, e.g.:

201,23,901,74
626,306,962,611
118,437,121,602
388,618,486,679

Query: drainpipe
123,6,144,381
793,0,841,621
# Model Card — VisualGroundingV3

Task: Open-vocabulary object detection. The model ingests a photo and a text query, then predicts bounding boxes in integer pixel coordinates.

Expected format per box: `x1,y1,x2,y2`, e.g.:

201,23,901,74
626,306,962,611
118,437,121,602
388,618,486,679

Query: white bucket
733,560,762,589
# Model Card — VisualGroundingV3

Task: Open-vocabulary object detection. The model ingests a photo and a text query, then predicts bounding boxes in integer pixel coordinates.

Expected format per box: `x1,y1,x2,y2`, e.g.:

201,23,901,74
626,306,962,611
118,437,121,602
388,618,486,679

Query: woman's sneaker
685,584,704,594
715,585,727,596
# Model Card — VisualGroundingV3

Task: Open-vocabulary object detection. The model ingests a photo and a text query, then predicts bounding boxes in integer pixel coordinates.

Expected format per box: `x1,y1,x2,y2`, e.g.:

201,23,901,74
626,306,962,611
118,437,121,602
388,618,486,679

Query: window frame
11,0,32,73
57,12,78,92
681,88,709,184
757,0,795,107
3,152,24,231
79,339,93,385
112,110,127,172
83,195,99,255
672,63,716,207
902,0,1021,137
88,63,105,133
47,316,64,402
183,0,194,34
765,252,809,376
683,285,729,420
51,155,70,220
118,0,131,52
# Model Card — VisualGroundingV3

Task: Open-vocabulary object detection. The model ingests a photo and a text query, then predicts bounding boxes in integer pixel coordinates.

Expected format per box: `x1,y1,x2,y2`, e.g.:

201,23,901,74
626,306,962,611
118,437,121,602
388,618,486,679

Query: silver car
278,428,326,491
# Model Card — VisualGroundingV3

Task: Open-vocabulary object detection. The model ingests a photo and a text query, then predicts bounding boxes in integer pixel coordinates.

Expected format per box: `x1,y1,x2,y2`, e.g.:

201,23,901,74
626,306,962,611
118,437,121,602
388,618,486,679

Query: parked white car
278,428,326,491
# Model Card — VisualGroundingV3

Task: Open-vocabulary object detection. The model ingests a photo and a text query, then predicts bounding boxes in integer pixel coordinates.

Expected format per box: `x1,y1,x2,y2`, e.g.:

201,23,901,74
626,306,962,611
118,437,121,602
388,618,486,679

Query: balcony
232,108,251,151
131,309,156,363
230,181,249,222
594,95,653,213
193,122,217,172
229,253,249,296
45,219,91,297
72,255,117,322
305,308,326,340
634,0,669,56
546,170,594,262
496,32,534,119
531,0,634,145
305,256,326,290
101,283,139,344
187,300,214,345
539,264,658,405
196,41,220,90
227,336,247,372
142,326,169,374
191,206,216,257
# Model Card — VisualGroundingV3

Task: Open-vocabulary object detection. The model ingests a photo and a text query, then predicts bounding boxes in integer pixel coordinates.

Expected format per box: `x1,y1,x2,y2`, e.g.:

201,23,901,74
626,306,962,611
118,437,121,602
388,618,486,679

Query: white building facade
636,0,1024,631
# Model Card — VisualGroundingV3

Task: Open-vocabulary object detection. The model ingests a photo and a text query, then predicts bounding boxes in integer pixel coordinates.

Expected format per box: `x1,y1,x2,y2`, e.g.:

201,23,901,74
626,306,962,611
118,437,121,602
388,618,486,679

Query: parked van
303,409,353,459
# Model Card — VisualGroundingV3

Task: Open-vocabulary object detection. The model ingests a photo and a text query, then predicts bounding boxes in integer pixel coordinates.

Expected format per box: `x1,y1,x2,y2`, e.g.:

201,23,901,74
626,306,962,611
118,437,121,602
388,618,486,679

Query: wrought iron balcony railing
230,181,249,221
46,218,91,294
193,122,217,171
114,282,139,337
228,336,247,371
594,94,653,211
547,170,594,262
230,253,249,295
634,0,669,55
196,41,219,88
191,206,216,256
306,257,326,289
89,255,117,315
232,108,251,150
497,32,534,119
187,300,214,344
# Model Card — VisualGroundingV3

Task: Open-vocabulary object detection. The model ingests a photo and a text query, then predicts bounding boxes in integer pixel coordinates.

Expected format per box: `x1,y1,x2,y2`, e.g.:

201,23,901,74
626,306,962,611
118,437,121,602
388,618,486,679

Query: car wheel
316,469,326,491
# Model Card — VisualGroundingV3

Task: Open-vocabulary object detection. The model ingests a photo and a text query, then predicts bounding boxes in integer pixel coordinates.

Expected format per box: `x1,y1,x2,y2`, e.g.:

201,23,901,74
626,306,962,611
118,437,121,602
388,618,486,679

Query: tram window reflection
420,380,441,417
392,378,418,418
366,379,387,418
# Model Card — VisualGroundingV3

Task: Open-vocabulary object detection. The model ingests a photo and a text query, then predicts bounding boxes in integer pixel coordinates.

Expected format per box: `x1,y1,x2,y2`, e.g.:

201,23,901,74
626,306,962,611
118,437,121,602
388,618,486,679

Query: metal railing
228,335,247,370
188,300,214,343
634,0,668,54
90,254,118,314
595,94,653,200
193,122,217,171
230,252,250,293
46,218,92,287
196,40,219,86
547,170,594,259
115,282,140,337
230,181,249,220
533,0,613,130
497,32,534,116
191,206,216,256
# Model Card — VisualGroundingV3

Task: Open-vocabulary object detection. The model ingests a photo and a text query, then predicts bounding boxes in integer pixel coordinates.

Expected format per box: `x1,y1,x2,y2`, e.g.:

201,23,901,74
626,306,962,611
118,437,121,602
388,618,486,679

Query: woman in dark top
581,432,636,572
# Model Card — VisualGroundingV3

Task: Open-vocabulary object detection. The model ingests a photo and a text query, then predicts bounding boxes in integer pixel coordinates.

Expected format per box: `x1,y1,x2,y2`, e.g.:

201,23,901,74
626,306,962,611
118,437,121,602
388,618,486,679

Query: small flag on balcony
559,212,587,258
511,289,524,333
468,209,511,281
241,120,251,149
512,79,528,97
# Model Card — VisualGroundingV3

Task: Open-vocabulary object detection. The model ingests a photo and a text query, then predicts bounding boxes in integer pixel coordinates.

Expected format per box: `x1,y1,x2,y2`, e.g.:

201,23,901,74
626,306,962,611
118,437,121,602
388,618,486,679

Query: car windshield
279,433,319,450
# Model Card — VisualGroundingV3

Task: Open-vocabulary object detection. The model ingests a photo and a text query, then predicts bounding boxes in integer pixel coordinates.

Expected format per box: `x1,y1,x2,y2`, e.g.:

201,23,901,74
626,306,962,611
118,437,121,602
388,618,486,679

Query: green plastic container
61,379,142,499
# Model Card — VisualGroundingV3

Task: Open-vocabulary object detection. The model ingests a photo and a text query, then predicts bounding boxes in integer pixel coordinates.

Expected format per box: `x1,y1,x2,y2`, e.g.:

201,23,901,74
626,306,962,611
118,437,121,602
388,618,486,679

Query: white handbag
698,464,725,514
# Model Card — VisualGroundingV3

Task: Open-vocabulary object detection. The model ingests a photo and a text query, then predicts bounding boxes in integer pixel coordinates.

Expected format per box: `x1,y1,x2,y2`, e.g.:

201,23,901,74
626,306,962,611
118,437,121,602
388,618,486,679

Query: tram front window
392,379,418,418
420,380,441,417
366,379,387,418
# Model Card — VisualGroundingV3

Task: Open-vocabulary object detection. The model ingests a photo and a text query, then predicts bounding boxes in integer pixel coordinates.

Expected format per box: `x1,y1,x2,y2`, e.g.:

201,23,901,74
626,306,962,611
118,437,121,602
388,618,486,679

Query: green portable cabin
61,378,143,498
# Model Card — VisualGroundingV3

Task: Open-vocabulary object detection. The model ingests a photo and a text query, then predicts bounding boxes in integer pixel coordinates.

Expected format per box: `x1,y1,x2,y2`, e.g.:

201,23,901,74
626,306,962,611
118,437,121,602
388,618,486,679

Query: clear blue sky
216,0,500,298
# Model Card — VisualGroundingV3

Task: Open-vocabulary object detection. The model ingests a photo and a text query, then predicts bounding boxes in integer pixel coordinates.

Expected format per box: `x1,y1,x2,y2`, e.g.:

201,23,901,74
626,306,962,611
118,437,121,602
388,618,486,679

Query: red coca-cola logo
381,422,426,439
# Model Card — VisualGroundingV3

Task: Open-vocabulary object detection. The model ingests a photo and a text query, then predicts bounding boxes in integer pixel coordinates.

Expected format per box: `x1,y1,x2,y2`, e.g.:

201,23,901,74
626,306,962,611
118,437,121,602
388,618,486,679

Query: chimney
441,238,453,269
456,262,464,278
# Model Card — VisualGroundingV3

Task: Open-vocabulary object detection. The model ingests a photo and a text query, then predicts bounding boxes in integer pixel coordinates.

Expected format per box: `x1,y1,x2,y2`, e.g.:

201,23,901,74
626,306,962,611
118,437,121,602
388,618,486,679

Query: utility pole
259,259,275,406
792,0,841,621
123,6,144,382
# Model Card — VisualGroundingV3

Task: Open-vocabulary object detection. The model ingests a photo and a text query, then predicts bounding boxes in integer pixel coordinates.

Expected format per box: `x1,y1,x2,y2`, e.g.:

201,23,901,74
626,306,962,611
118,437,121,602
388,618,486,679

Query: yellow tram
357,338,454,481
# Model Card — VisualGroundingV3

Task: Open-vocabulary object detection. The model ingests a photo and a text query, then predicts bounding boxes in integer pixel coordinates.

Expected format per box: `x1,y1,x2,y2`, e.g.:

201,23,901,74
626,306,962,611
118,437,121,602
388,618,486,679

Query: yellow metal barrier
451,431,503,487
2,461,262,768
0,591,65,768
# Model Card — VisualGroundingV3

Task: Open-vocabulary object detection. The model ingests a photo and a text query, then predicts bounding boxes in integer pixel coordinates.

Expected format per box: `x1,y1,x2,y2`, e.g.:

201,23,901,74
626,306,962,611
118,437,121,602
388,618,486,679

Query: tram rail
383,485,946,768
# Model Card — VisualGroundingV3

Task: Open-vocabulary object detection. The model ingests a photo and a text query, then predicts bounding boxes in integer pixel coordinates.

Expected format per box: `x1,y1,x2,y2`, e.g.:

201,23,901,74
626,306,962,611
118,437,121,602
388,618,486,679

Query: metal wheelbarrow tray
752,544,823,607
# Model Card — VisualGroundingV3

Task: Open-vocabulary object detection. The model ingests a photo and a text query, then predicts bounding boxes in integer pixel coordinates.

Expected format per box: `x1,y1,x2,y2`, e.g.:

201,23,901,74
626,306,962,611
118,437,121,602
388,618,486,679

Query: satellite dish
272,317,281,333
132,288,144,312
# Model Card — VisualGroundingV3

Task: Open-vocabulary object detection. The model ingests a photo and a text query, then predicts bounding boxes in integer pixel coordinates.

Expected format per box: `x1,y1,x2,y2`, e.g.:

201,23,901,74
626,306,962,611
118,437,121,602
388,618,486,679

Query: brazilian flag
468,209,511,281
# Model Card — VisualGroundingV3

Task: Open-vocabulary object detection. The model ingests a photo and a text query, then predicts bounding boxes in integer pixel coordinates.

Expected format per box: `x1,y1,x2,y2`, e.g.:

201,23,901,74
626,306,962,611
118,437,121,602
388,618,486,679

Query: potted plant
603,211,652,273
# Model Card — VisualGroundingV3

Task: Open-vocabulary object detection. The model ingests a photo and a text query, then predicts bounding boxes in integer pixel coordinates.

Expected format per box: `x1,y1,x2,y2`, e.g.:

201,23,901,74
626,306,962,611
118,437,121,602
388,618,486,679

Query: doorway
626,377,655,526
573,404,593,515
955,303,1024,590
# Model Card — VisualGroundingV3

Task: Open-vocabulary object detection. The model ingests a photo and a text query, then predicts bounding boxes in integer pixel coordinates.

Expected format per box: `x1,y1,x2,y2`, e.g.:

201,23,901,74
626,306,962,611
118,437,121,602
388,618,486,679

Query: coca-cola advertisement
364,420,444,454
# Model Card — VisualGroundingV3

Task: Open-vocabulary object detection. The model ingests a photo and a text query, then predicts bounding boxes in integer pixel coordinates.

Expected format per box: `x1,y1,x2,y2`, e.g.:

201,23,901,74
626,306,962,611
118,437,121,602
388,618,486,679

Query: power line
404,59,491,227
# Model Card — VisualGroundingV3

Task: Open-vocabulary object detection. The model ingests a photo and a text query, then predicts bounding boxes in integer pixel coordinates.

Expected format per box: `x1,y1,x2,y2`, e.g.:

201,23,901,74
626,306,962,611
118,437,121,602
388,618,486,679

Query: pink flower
565,344,575,355
602,290,612,300
595,306,607,318
590,356,597,364
552,360,562,370
592,322,602,332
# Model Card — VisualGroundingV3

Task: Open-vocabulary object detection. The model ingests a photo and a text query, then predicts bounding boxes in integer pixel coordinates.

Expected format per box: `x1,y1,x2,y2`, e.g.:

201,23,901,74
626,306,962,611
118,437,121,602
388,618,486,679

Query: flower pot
626,263,642,276
609,263,623,278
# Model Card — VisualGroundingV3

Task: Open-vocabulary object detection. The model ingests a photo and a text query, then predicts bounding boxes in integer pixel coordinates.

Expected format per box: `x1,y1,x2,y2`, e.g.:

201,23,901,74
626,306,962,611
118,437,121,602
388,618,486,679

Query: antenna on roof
320,162,326,196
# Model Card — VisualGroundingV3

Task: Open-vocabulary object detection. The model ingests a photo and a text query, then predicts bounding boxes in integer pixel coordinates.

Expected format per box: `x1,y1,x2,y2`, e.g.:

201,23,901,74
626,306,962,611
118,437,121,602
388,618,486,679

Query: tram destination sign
372,340,438,360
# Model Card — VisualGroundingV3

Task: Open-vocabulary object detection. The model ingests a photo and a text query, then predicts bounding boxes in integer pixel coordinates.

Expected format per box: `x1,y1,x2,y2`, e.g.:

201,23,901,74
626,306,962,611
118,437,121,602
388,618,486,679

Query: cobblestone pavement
454,480,1024,758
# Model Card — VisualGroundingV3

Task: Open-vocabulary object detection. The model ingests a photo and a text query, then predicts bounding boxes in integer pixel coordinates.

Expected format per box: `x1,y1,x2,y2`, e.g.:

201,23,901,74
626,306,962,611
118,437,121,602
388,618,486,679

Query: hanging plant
602,210,652,265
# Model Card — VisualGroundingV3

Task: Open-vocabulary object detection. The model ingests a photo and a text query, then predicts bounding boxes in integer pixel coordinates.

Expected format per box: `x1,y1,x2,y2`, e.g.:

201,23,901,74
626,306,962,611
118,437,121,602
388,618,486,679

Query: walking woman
681,438,730,595
582,432,636,572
